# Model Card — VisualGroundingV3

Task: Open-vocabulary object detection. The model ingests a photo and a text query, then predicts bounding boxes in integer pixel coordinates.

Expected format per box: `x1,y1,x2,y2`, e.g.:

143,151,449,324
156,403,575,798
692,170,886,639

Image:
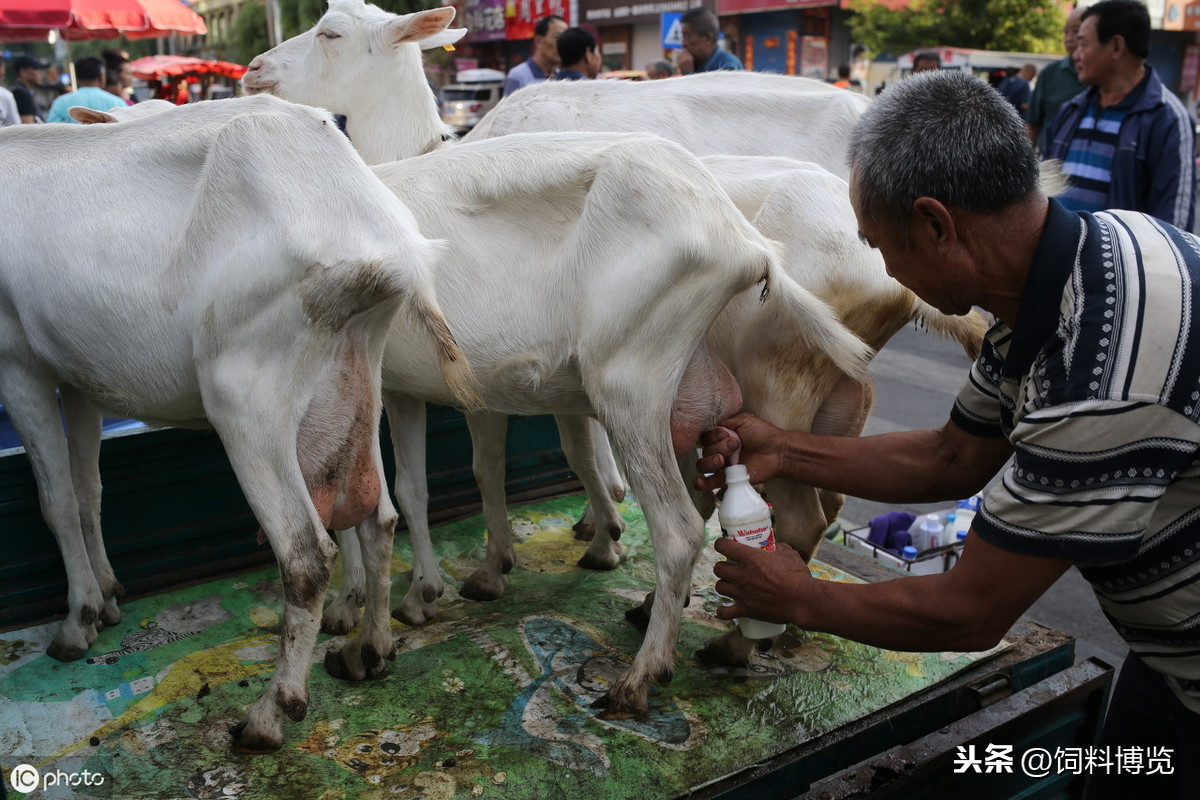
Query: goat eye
319,30,340,40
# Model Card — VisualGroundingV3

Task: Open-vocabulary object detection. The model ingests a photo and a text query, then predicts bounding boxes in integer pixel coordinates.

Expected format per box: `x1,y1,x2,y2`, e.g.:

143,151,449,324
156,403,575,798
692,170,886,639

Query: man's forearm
775,425,1001,505
795,572,1001,652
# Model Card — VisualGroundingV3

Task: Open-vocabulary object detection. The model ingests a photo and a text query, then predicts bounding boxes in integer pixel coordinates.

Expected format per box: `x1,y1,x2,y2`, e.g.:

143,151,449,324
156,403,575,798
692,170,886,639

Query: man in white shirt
1,57,23,127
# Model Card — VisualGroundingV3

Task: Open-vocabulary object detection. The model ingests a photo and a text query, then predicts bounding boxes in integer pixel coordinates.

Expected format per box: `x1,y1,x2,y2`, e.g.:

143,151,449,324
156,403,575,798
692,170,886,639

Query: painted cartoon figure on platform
473,616,700,775
297,718,441,782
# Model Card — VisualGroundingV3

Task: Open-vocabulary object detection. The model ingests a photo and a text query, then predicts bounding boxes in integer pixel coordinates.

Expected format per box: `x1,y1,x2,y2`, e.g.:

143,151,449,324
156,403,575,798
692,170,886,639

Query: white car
440,68,505,135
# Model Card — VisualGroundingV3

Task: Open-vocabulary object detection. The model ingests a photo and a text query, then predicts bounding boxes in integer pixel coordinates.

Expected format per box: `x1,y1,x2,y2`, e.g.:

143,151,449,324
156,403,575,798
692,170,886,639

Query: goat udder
670,344,742,458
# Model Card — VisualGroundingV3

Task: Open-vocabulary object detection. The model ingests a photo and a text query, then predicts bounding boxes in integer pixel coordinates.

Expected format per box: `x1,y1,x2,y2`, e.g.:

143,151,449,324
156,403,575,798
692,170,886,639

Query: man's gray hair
848,70,1040,240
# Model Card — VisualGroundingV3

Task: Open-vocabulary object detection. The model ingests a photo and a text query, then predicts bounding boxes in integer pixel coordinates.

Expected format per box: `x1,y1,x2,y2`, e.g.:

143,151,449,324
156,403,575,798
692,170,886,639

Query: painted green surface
0,495,1003,800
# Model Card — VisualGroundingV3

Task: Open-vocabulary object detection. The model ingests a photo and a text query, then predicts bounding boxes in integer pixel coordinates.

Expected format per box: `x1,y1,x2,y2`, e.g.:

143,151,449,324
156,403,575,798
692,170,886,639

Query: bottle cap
956,531,968,542
724,464,749,481
902,545,918,560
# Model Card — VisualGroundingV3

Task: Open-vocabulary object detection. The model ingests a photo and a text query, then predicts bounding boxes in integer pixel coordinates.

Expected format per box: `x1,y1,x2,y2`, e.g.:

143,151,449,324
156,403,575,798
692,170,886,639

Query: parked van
440,68,505,134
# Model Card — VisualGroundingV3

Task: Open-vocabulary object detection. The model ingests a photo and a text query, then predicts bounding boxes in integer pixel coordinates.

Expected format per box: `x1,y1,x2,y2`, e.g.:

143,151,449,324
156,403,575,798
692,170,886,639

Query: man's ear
911,196,956,250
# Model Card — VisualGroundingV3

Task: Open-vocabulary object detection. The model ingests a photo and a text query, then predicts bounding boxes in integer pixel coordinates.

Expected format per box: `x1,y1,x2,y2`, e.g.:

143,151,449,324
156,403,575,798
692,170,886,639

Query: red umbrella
129,54,245,81
0,0,206,42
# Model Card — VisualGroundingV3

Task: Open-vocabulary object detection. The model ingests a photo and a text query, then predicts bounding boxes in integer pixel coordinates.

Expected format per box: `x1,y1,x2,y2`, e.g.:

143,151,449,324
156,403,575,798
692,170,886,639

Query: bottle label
722,523,776,551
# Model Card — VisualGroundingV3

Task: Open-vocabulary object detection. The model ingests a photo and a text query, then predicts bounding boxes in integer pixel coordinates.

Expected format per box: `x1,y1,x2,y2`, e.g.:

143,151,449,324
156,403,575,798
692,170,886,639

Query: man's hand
695,412,789,492
713,538,810,624
676,49,695,75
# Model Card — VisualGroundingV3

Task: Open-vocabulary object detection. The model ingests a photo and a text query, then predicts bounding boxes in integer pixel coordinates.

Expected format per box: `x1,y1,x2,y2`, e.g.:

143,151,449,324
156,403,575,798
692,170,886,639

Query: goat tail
418,299,484,412
391,238,484,412
911,299,991,361
760,250,875,384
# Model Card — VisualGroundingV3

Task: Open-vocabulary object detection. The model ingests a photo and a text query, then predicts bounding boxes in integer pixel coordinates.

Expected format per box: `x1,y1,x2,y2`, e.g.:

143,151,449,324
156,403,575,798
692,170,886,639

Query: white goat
242,1,987,672
465,71,871,180
2,95,476,752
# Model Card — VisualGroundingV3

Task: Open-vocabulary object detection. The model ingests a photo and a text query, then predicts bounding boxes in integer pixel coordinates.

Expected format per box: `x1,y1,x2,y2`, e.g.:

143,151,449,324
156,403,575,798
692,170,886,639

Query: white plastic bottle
913,514,943,551
951,496,980,540
941,511,957,547
718,464,788,639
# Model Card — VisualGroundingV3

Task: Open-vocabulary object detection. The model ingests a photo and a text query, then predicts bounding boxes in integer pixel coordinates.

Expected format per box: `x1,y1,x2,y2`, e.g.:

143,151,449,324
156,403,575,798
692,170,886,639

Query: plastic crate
838,525,964,575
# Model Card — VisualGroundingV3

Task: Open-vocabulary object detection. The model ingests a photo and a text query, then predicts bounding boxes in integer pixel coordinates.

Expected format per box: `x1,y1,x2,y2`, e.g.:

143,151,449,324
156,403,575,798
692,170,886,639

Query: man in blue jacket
677,7,742,74
1043,0,1195,231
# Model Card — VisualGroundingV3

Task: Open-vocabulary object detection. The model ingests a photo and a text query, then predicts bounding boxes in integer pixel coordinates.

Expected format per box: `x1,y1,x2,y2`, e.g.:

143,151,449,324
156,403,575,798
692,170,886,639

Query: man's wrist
777,430,812,484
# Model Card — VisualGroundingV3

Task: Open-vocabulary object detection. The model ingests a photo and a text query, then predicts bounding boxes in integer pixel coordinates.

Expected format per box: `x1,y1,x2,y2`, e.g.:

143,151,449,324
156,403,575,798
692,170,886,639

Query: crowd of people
500,6,743,97
1,48,136,127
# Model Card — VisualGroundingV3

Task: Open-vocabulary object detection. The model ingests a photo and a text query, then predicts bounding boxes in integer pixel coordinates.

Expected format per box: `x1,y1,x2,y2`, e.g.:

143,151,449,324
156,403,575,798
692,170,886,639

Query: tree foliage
848,0,1065,57
228,2,271,65
223,0,439,62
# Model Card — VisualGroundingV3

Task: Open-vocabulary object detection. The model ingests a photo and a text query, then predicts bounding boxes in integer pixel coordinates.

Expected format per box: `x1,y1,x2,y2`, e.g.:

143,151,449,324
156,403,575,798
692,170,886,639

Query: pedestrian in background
502,15,567,96
553,27,602,81
102,48,136,105
1026,6,1085,148
0,57,20,127
46,57,125,123
911,51,940,72
677,7,742,74
997,63,1036,115
1043,0,1195,231
10,54,48,123
646,60,674,80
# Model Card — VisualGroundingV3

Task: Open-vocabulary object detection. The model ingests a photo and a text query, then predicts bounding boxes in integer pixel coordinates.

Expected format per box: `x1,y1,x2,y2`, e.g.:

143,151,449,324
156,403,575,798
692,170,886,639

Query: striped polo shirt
952,199,1200,712
1058,103,1130,214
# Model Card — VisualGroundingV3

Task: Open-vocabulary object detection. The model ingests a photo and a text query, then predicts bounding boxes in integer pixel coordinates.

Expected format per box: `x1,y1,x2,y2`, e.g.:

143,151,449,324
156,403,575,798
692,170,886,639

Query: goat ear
419,28,467,50
386,7,462,48
71,107,120,124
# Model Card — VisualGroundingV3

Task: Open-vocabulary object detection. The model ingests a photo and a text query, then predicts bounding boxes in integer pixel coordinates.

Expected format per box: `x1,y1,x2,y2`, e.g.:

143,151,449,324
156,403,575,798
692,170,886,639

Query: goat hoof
100,600,121,628
572,520,596,541
459,570,507,602
324,648,355,681
391,601,437,627
695,640,750,668
282,697,308,722
361,643,388,676
623,604,650,631
594,690,648,720
320,610,359,636
576,554,619,573
230,721,283,754
46,640,87,663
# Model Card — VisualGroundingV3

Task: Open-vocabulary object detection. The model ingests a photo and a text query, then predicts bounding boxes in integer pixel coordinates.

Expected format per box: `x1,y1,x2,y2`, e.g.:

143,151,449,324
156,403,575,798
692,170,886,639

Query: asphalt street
835,322,1130,672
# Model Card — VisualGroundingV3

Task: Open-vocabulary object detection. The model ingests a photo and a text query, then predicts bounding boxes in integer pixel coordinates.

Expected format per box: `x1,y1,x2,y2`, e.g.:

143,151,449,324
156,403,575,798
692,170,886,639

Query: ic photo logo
8,763,106,793
9,764,39,792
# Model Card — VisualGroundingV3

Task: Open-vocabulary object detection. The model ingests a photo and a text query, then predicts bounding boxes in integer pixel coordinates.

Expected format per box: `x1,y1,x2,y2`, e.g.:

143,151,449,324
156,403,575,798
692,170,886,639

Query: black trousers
1083,652,1200,799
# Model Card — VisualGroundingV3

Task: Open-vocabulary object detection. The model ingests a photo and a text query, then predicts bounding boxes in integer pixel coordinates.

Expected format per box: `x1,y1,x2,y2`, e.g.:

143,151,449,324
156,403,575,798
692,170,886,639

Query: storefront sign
1181,42,1200,94
1162,1,1200,30
718,0,837,12
506,0,570,40
799,34,827,79
662,12,683,49
463,0,508,43
582,0,697,27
